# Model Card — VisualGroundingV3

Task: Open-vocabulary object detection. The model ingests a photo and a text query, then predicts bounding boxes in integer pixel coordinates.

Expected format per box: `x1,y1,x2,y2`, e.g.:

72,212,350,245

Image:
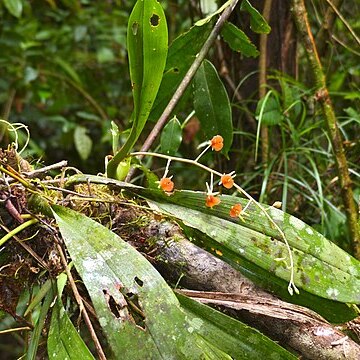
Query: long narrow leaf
107,0,168,178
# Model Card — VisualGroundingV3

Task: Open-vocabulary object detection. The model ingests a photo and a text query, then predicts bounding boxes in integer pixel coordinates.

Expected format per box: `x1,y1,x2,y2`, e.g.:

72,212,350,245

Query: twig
324,0,360,48
23,161,68,178
126,0,239,181
55,240,107,360
292,0,360,259
0,326,32,335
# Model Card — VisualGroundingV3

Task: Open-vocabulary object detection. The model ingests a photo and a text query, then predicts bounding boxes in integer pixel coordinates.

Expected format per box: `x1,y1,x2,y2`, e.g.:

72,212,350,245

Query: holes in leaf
132,21,139,35
173,67,179,73
120,288,146,330
150,14,160,27
103,289,122,319
134,276,144,287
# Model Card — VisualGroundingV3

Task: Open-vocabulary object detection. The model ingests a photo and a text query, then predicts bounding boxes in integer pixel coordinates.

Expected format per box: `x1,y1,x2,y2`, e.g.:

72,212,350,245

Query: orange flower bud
210,135,223,151
159,177,174,192
220,173,235,189
229,204,242,218
206,194,221,208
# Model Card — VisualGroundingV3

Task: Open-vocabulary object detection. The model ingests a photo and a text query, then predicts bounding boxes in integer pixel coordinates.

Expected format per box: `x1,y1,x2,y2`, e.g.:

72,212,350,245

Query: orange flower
206,194,221,208
229,204,242,218
210,135,223,151
159,177,174,192
219,172,236,189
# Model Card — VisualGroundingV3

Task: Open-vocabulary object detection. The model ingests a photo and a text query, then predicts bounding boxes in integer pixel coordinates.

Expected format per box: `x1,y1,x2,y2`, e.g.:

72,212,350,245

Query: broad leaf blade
150,22,213,121
107,0,168,178
193,60,233,155
160,116,182,155
52,205,207,359
177,293,297,359
221,21,259,57
240,0,271,34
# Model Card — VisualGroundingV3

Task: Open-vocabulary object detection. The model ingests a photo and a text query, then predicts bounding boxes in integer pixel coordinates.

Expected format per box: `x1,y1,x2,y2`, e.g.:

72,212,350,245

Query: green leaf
48,275,94,360
149,22,213,122
107,0,168,179
160,116,182,155
74,126,92,161
146,194,360,304
177,293,297,359
52,205,209,359
3,0,23,18
221,21,259,57
256,92,284,126
193,60,233,155
240,0,271,34
27,286,55,360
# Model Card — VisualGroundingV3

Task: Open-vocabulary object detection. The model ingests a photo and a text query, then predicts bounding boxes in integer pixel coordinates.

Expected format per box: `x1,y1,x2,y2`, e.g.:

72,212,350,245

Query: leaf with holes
193,60,233,155
62,175,360,322
52,205,215,359
107,0,168,179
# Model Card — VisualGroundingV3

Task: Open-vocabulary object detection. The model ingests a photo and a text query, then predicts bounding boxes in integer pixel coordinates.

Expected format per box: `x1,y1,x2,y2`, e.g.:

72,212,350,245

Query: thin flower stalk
131,150,299,295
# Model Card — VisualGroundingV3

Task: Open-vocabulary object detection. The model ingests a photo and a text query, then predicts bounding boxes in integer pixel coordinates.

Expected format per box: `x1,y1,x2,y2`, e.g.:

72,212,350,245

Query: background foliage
1,0,360,358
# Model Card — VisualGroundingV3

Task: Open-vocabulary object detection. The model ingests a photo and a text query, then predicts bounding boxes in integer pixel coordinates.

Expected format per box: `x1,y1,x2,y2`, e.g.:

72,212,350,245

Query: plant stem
0,218,39,247
292,0,360,259
136,0,239,157
315,0,343,57
259,0,272,171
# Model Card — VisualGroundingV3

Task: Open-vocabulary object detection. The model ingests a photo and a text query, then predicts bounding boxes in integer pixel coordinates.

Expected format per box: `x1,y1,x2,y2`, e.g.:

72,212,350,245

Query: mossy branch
291,0,360,259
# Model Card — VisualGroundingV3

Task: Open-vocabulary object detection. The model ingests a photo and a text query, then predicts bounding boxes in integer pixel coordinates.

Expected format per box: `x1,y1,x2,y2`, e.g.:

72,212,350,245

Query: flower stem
130,151,298,294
